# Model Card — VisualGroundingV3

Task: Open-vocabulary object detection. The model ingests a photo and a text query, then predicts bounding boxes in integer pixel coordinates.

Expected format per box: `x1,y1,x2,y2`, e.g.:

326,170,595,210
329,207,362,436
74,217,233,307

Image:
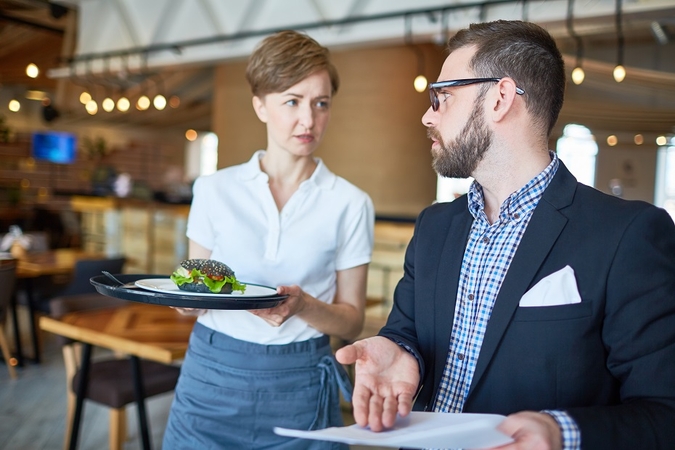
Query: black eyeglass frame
428,78,525,111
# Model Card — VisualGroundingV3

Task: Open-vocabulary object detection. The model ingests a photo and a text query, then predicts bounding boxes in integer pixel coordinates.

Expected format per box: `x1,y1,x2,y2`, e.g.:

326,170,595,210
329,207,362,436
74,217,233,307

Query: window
436,176,473,203
655,138,675,220
185,132,218,180
556,124,598,187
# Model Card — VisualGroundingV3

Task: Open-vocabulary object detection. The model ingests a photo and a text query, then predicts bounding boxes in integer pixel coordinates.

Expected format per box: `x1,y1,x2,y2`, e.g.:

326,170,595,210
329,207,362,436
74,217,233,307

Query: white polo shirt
188,150,375,344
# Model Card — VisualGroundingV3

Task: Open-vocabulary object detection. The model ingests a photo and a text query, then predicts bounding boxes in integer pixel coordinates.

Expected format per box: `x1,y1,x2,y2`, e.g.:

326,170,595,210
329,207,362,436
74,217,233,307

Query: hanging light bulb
413,75,428,93
613,65,626,83
150,76,169,110
567,0,585,86
613,0,626,83
404,15,427,94
26,63,39,78
571,67,585,85
117,96,130,112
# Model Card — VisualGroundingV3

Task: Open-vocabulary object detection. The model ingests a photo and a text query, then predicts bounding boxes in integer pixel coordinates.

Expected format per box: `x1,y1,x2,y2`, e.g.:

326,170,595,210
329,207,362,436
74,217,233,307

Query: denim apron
163,322,352,449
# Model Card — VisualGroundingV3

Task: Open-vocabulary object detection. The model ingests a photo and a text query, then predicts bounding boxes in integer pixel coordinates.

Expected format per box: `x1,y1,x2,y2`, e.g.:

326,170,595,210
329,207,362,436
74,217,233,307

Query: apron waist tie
310,354,353,430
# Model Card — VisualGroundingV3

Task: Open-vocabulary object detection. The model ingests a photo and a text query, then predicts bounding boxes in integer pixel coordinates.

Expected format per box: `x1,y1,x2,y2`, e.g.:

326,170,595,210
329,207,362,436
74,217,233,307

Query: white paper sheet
274,412,514,449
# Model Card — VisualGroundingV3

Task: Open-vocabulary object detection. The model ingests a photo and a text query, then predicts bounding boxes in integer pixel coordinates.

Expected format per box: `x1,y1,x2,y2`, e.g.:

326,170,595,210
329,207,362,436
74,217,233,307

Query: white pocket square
519,265,582,307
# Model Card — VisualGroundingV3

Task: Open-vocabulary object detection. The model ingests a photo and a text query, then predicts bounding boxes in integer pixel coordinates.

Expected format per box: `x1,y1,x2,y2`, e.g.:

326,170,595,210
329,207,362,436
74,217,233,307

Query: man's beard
430,100,492,179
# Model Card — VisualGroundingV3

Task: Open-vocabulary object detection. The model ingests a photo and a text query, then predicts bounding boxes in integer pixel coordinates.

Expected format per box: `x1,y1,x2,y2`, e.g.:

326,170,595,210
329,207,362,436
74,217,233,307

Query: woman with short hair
163,30,374,449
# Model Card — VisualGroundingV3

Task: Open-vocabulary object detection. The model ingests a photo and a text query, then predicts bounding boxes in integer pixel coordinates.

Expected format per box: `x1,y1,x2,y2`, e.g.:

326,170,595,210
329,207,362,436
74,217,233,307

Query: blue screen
31,131,77,164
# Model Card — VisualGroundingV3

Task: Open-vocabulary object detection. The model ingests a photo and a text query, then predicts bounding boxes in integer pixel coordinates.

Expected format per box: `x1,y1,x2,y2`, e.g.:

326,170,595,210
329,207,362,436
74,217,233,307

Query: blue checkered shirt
432,152,580,449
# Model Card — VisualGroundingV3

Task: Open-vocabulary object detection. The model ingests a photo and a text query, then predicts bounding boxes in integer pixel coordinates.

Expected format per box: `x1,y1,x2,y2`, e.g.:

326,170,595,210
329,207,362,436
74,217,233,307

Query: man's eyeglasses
428,78,525,112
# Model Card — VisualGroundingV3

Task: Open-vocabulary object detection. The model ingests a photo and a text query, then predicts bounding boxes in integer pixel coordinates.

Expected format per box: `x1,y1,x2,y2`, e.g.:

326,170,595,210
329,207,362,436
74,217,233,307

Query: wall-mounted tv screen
31,131,77,164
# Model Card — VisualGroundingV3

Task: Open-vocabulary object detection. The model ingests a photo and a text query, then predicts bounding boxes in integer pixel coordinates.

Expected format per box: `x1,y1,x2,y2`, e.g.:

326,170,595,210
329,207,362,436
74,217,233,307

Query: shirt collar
238,150,336,190
468,151,559,222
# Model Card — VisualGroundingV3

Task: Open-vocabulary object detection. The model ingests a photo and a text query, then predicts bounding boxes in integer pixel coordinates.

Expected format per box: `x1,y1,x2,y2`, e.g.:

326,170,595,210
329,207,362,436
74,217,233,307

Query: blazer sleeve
378,208,426,378
566,206,675,449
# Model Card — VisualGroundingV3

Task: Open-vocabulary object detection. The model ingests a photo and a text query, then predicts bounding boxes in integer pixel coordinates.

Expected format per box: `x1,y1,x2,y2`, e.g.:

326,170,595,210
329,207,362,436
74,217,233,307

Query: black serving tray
90,274,287,310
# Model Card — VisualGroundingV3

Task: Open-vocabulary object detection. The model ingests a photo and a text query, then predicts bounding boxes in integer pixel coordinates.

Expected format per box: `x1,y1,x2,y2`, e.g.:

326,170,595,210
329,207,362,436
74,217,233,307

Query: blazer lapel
432,206,473,391
468,163,577,395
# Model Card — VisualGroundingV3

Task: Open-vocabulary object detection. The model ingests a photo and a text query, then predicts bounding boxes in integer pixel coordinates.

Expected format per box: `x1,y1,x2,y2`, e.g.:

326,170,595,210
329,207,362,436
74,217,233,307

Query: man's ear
490,78,519,122
252,96,268,123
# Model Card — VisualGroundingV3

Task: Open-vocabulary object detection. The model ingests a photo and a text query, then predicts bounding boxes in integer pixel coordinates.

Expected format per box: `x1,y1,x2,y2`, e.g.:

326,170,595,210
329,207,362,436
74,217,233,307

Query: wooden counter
71,196,189,274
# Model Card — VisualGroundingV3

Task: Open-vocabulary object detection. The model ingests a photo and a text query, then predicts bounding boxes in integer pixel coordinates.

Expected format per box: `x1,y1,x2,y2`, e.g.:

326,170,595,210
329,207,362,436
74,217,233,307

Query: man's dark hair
447,20,566,138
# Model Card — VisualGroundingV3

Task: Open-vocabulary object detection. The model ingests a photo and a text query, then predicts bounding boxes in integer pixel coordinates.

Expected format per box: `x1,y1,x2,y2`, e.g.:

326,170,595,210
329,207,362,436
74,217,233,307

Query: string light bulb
79,91,91,104
136,95,150,111
102,97,115,112
153,94,167,110
117,97,130,112
85,100,98,115
169,95,180,108
613,65,626,83
185,129,198,141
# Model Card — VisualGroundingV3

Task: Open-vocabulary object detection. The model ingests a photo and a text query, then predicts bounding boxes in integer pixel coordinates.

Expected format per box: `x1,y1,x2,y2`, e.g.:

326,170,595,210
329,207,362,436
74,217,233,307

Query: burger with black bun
170,259,246,294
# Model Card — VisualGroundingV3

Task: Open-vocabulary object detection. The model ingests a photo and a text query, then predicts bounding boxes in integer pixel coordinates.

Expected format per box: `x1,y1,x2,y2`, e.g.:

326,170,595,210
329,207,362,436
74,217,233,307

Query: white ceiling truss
52,0,675,79
0,0,664,132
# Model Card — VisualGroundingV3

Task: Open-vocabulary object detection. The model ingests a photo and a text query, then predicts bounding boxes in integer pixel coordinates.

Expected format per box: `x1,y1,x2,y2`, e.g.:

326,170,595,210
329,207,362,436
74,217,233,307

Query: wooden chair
22,256,127,365
0,261,18,379
51,256,127,299
49,293,181,450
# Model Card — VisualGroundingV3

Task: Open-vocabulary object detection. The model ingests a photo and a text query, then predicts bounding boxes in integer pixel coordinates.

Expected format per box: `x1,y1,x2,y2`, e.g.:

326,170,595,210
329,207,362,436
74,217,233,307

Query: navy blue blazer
380,162,675,449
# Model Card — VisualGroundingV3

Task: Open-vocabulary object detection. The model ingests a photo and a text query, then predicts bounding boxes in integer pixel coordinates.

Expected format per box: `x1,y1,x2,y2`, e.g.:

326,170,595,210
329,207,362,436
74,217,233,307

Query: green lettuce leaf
170,267,246,294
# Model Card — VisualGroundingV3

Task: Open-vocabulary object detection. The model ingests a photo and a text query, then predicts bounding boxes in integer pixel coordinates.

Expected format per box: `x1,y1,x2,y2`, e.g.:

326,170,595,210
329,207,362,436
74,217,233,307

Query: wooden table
16,248,101,278
12,249,103,365
40,303,196,450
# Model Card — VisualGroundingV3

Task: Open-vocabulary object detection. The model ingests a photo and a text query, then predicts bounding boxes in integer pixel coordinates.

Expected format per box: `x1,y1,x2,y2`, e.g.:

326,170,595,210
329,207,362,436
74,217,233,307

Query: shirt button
457,354,465,361
468,294,474,301
482,236,490,244
513,212,520,219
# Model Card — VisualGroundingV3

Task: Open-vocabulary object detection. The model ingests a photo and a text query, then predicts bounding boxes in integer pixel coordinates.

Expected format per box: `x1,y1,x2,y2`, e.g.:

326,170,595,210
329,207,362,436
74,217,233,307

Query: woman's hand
248,285,306,327
249,265,368,338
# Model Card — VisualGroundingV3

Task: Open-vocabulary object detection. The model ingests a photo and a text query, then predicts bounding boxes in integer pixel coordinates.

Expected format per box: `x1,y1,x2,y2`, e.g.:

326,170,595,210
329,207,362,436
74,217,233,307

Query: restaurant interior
1,0,674,449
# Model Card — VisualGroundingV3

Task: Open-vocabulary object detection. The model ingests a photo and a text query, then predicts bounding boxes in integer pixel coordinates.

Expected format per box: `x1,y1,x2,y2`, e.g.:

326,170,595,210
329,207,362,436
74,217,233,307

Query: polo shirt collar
237,150,336,190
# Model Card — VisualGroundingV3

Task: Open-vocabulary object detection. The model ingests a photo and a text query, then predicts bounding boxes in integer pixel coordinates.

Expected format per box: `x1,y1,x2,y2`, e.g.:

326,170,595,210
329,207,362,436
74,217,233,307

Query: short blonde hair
245,30,339,97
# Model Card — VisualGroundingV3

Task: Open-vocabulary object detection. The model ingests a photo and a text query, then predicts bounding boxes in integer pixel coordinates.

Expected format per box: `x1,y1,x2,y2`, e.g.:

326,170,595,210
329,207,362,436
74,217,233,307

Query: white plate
134,278,278,298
